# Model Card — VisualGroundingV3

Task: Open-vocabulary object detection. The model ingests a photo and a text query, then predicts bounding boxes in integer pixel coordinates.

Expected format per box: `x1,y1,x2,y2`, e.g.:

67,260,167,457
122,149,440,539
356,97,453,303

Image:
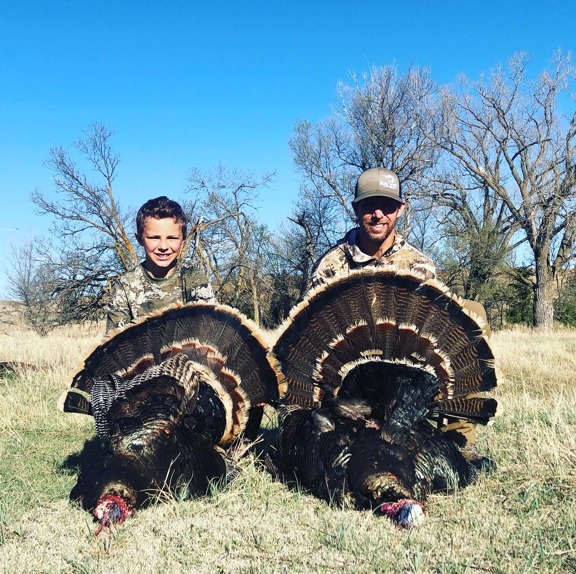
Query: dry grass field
0,305,575,573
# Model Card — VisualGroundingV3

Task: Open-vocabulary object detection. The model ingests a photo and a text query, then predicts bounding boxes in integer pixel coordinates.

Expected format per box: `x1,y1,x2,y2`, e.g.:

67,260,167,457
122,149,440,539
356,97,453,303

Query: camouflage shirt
311,229,436,287
106,262,216,332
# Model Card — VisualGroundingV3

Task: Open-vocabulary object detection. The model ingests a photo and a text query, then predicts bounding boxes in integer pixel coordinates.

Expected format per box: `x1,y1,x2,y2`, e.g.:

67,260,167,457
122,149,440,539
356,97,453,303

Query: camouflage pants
440,418,477,446
440,298,492,447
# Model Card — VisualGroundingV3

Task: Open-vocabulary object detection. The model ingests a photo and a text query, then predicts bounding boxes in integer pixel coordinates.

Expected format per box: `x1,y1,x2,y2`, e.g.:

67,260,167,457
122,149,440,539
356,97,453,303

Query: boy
106,196,216,332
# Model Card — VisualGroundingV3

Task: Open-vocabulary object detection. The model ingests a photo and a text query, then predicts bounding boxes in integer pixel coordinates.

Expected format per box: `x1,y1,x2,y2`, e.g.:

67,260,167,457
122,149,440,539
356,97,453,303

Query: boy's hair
136,196,188,237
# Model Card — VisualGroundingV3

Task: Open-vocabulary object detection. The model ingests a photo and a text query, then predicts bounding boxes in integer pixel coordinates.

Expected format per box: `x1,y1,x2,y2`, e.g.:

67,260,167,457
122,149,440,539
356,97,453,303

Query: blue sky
0,0,574,297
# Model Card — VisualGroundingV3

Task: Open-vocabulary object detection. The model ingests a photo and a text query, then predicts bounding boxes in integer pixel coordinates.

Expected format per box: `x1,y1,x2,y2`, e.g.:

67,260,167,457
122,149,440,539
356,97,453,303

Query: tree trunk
249,268,260,326
533,259,555,329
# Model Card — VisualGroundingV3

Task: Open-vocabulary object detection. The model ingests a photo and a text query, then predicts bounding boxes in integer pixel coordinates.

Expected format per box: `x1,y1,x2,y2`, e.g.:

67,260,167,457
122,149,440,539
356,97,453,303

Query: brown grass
0,320,575,573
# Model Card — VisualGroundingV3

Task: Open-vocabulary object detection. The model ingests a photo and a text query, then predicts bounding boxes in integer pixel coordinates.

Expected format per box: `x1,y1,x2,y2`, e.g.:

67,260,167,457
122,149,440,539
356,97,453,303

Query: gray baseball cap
353,167,404,204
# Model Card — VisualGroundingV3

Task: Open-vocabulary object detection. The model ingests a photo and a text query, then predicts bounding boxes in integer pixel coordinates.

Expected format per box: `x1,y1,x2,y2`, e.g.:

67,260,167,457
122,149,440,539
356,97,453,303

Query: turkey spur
61,303,281,531
272,268,499,528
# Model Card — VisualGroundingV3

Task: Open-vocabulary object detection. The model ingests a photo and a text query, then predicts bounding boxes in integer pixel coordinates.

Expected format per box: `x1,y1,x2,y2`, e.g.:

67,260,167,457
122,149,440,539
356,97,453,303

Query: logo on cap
353,167,403,204
380,174,398,190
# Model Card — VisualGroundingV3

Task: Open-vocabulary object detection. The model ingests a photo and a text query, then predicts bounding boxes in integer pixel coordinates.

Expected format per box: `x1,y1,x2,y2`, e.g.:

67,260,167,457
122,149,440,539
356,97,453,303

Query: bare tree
423,160,519,300
287,185,346,279
290,65,442,259
7,239,56,335
9,123,139,328
185,165,275,324
286,211,318,295
32,123,137,272
437,52,576,328
264,211,318,321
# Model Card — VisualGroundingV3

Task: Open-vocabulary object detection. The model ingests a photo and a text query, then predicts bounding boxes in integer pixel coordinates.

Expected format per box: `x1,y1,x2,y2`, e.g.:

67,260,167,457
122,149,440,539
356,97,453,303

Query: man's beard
359,219,395,246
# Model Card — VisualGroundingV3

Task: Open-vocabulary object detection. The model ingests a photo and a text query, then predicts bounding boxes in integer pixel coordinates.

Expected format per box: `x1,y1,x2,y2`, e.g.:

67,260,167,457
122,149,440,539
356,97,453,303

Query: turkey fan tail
434,396,499,426
114,352,200,410
272,268,498,424
60,303,282,443
156,303,281,407
182,365,248,446
59,387,92,415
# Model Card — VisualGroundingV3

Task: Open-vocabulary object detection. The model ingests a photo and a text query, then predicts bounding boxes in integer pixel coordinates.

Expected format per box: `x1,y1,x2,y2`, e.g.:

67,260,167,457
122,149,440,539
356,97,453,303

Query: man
311,167,494,471
312,167,435,285
106,196,216,333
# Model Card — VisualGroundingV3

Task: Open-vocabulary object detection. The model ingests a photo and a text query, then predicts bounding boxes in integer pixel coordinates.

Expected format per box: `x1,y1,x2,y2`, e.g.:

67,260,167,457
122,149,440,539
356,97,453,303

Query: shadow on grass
58,435,108,509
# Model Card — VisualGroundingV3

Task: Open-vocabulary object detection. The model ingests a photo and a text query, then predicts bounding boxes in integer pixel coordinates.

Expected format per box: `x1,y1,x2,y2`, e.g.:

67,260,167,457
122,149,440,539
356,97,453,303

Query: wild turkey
61,302,281,532
271,268,498,528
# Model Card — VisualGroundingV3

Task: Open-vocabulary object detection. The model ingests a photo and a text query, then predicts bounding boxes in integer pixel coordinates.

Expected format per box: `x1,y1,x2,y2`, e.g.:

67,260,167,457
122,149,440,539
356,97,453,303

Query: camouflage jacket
311,229,436,287
106,262,216,332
